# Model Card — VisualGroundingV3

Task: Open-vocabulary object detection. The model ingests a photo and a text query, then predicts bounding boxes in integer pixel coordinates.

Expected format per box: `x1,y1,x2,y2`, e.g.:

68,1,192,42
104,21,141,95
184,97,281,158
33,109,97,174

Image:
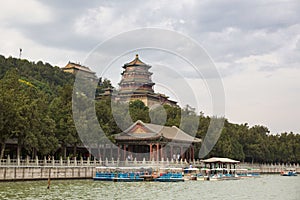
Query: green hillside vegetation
0,55,299,163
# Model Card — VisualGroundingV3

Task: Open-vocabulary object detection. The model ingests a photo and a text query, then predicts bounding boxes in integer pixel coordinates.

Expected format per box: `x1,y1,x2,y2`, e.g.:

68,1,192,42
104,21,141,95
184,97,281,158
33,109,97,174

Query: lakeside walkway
0,157,299,181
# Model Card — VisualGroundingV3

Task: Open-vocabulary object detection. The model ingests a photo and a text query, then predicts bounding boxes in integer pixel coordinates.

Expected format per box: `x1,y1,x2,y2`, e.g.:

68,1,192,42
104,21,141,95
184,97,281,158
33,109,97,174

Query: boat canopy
159,167,183,170
201,157,240,163
184,168,199,171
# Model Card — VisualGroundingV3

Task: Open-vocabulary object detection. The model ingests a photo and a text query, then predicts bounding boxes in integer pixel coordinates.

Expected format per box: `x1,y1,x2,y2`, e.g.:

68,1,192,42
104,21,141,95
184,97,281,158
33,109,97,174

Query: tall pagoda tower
106,54,177,107
119,54,155,96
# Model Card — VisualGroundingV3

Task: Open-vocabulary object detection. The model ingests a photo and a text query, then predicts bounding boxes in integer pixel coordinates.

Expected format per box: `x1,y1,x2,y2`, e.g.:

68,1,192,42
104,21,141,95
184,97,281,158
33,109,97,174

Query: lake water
0,175,299,200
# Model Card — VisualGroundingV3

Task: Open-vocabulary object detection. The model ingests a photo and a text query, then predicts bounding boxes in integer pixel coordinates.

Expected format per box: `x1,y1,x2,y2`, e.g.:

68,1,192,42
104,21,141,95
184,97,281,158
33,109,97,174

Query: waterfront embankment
0,157,299,181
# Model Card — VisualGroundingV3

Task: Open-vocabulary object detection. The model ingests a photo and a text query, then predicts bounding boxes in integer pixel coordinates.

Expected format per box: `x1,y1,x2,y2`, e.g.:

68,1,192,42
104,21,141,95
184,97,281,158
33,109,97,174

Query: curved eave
114,135,161,141
118,81,155,86
114,135,201,143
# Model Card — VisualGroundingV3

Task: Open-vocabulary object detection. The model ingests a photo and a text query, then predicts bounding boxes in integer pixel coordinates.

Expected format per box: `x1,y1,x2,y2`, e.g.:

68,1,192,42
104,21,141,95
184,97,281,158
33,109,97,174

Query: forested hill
0,55,299,164
0,55,77,160
0,55,74,95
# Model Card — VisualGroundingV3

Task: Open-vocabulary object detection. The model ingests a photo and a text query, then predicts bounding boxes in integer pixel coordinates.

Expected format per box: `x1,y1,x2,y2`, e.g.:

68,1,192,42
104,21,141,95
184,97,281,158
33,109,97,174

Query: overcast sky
0,0,299,134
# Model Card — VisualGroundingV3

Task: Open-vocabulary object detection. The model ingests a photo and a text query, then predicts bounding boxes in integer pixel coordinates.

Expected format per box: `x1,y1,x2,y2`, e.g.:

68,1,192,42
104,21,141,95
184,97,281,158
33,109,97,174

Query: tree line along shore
0,55,299,163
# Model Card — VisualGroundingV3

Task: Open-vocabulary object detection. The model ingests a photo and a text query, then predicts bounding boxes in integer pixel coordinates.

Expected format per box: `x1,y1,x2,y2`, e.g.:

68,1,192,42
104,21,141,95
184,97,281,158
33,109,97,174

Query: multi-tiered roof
119,54,154,95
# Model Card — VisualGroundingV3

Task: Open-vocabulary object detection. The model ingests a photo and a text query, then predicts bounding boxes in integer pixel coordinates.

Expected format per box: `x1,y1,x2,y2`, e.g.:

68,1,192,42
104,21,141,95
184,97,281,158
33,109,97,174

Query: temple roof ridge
123,54,149,67
115,120,201,143
62,61,96,75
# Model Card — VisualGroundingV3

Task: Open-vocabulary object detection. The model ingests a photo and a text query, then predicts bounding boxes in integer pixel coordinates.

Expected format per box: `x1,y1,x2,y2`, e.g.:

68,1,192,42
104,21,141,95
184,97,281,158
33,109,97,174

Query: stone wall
0,166,95,181
0,158,299,181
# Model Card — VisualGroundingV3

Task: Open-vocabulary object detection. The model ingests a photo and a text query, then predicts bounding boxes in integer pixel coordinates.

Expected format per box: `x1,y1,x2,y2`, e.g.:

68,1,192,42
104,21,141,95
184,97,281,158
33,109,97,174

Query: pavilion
62,61,97,80
114,120,201,161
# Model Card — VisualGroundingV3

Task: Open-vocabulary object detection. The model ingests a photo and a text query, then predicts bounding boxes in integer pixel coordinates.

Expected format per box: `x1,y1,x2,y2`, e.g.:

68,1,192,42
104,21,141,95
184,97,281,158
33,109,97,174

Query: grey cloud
190,0,300,32
3,0,299,78
13,22,97,51
39,0,100,11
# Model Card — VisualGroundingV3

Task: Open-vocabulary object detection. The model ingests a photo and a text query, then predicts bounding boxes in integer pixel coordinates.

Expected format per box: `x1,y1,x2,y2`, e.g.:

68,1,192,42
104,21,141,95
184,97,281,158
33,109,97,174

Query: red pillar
97,144,101,160
156,143,159,161
191,145,194,160
149,144,152,161
170,145,173,160
110,145,113,160
160,145,163,160
164,146,168,160
103,145,106,160
118,145,120,160
123,145,126,161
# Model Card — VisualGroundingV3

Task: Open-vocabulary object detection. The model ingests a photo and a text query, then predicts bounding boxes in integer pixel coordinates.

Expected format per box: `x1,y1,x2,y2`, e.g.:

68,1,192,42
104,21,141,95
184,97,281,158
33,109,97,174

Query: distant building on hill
97,54,177,107
62,61,97,79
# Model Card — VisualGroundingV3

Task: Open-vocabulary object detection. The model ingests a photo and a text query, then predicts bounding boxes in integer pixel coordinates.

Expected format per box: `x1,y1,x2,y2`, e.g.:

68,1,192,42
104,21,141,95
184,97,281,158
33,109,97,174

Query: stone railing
0,156,197,168
1,157,299,173
238,162,300,173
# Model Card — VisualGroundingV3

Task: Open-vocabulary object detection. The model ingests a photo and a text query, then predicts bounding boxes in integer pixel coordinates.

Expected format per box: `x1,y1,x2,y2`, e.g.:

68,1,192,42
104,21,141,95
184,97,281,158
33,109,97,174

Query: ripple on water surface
0,175,299,200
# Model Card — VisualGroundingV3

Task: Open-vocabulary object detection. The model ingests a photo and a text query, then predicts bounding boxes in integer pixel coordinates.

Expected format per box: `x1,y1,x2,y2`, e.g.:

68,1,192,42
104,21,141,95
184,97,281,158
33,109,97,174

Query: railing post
87,157,90,166
60,156,63,166
44,156,47,166
67,157,70,166
142,158,146,165
35,156,39,166
134,158,137,165
17,156,20,166
80,157,83,166
26,156,29,166
74,157,77,166
7,155,11,165
111,157,115,165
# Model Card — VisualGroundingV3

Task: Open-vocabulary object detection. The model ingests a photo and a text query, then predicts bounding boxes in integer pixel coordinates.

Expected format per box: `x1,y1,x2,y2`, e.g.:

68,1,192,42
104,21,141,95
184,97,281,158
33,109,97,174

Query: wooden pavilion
114,120,201,161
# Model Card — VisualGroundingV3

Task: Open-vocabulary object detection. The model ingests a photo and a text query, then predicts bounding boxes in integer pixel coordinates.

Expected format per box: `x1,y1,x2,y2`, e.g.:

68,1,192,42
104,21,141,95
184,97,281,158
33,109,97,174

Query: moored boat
93,167,185,182
154,168,184,182
183,167,200,181
200,157,241,181
93,166,152,182
280,169,297,176
237,169,260,178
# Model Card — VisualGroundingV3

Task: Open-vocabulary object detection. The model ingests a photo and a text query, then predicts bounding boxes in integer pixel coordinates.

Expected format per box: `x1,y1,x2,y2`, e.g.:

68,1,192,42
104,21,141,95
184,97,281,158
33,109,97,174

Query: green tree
163,104,181,127
0,71,17,158
49,85,79,159
242,125,269,163
129,100,150,123
0,69,31,159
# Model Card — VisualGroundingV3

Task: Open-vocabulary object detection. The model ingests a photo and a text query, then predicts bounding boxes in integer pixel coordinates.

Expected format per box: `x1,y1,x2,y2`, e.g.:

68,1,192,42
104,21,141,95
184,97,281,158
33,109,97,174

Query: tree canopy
0,55,299,163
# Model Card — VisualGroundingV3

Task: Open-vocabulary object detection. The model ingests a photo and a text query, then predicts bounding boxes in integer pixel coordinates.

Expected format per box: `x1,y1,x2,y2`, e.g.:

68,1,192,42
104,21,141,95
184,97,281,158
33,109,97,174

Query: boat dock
0,157,299,181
